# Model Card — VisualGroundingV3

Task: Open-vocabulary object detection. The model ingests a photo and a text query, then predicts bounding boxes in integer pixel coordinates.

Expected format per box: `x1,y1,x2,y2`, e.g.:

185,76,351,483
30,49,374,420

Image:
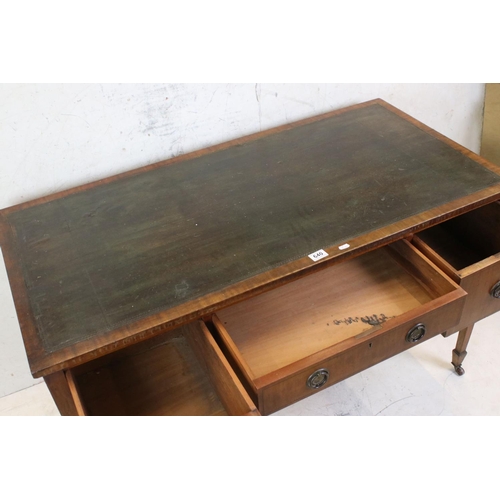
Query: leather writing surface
5,103,500,352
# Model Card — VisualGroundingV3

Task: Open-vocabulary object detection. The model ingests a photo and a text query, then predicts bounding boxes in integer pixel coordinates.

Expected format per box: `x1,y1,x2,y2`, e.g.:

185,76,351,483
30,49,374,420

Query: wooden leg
44,371,80,416
452,324,474,376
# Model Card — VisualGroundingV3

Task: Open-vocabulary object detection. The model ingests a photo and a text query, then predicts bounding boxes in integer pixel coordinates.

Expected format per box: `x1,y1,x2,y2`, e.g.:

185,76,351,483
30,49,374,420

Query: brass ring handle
406,323,426,343
490,281,500,299
307,368,329,389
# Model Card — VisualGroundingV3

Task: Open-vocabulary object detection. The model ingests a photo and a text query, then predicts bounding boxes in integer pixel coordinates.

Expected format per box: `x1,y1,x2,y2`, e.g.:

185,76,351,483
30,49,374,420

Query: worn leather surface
6,103,500,352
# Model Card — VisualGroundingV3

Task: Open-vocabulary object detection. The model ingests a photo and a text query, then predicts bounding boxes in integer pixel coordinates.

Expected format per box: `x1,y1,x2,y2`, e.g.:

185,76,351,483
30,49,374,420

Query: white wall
0,83,486,397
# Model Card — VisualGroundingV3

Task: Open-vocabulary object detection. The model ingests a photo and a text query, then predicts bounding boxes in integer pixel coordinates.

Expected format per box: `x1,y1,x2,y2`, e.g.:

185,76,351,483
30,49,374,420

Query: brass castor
454,364,465,376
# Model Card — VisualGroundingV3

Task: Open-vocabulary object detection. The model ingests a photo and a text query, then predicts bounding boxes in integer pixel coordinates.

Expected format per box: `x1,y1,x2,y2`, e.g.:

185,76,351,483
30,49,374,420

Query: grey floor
1,311,499,416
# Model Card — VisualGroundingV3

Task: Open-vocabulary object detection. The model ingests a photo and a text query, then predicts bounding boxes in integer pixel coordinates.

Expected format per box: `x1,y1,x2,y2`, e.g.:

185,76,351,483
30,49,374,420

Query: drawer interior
415,202,500,272
215,240,458,379
69,322,257,416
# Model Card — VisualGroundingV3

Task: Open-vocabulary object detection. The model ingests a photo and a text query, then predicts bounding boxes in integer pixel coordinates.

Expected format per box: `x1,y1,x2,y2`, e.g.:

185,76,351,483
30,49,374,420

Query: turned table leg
452,324,474,376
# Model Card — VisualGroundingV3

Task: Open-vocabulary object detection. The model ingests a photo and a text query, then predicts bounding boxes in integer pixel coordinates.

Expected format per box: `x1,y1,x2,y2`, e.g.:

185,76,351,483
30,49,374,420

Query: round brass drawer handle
307,368,329,389
406,323,426,343
491,281,500,299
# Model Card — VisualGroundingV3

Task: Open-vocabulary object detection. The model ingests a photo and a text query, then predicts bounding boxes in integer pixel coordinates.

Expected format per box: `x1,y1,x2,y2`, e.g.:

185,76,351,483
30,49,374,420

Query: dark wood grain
2,99,500,378
43,371,80,416
65,369,86,416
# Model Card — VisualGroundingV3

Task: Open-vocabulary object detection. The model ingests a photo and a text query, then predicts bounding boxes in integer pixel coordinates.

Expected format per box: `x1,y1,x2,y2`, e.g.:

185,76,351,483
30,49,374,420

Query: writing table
1,99,500,415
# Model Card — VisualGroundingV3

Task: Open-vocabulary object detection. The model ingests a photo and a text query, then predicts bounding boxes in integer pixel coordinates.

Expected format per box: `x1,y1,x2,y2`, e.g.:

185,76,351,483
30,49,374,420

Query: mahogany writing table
1,99,500,415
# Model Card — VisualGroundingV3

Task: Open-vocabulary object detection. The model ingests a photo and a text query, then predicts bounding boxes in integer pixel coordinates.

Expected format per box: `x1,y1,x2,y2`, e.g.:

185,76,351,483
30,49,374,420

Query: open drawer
412,202,500,332
212,240,466,415
64,321,259,416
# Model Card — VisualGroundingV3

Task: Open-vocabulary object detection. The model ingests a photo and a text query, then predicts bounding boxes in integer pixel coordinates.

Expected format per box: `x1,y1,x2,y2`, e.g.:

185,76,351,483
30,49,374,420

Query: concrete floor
1,311,498,416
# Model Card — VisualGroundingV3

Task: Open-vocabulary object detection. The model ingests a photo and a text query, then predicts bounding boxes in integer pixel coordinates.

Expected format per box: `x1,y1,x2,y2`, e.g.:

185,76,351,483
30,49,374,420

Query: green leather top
5,102,500,353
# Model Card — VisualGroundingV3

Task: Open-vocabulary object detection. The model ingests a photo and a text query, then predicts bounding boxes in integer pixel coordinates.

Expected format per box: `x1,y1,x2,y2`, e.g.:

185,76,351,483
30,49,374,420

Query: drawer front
259,298,464,415
456,256,500,330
